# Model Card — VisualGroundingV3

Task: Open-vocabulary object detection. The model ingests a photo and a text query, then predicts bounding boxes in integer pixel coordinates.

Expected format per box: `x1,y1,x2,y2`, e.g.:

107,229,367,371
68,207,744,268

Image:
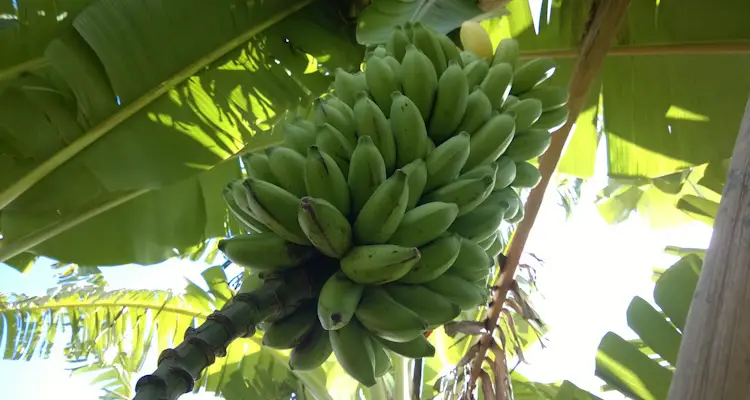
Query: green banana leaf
594,253,703,400
0,0,364,270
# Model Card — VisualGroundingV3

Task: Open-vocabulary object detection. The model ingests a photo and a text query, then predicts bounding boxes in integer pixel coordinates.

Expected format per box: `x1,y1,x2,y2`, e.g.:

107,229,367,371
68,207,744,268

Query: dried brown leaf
479,368,496,400
444,320,488,337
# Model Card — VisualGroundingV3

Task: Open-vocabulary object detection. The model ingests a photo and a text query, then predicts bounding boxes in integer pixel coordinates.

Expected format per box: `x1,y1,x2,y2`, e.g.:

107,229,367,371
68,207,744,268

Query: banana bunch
216,21,567,386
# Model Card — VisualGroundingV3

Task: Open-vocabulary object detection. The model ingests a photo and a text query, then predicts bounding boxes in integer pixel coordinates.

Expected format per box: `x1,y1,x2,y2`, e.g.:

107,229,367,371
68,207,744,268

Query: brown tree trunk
668,94,750,399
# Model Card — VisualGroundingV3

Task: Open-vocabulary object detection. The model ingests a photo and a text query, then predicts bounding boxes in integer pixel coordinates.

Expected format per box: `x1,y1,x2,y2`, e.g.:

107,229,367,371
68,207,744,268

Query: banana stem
132,265,333,400
392,354,410,400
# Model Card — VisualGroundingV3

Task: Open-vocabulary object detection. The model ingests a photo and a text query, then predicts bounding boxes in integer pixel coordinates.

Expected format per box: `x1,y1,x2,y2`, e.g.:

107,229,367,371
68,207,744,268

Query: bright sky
0,140,714,399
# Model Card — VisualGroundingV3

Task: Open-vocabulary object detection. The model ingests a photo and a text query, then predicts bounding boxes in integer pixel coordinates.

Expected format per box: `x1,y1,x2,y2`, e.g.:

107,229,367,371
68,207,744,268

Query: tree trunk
667,93,750,399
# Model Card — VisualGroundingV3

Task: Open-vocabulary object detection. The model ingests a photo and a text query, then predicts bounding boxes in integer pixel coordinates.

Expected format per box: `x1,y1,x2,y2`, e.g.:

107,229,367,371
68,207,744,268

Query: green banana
533,107,569,132
421,175,494,216
324,97,358,147
491,38,520,68
464,59,490,89
398,233,462,283
365,56,400,117
244,153,279,185
330,318,377,387
519,86,568,111
353,170,409,244
449,198,507,242
348,136,387,217
386,25,411,62
225,182,270,233
401,44,438,121
460,50,482,66
243,178,309,245
501,95,520,111
289,323,332,371
341,244,420,284
298,197,352,258
218,232,317,272
333,68,368,107
437,34,463,67
391,92,429,167
480,63,513,110
385,283,462,328
263,302,317,349
388,202,459,247
411,22,447,75
423,274,488,310
401,159,427,210
371,338,392,377
266,146,308,197
513,161,542,188
316,123,353,175
425,132,471,193
504,129,552,161
352,92,397,174
477,231,498,251
493,156,517,191
507,200,525,223
428,60,469,142
445,238,492,282
318,270,364,330
282,120,317,155
456,87,492,135
305,146,351,216
504,98,543,131
375,334,435,358
384,55,403,80
463,113,516,171
486,187,521,220
459,163,498,182
485,234,504,260
510,57,557,95
355,286,428,342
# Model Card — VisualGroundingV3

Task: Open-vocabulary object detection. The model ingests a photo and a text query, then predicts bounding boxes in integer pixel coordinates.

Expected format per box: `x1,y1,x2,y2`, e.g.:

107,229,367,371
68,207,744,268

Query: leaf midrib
2,300,210,318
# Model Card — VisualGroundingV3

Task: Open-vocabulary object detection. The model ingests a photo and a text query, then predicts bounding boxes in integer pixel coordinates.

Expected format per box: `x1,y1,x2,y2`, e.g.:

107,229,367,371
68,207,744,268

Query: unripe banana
352,92,398,174
519,86,568,111
341,244,420,284
428,61,469,143
375,334,436,358
390,92,429,167
224,182,270,233
401,44,438,121
507,200,525,223
501,95,520,111
533,107,569,132
510,57,557,95
445,238,492,282
371,338,392,377
283,120,317,155
491,38,520,68
218,232,317,271
243,178,309,245
353,170,409,244
486,187,521,220
330,318,377,387
449,199,507,242
485,234,504,260
423,274,488,311
305,146,351,216
504,129,552,161
425,132,471,193
365,56,400,116
244,153,279,185
334,68,368,107
436,34,463,67
318,270,364,330
460,50,482,66
463,113,516,171
401,159,427,210
456,87,492,135
481,63,514,110
316,123,353,175
355,286,428,342
493,156,517,191
477,231,498,251
328,95,358,128
289,323,333,371
512,161,542,188
412,22,447,75
314,100,357,148
298,197,352,258
266,146,308,197
385,283,462,328
421,175,494,216
348,136,387,217
463,59,490,89
459,20,493,60
263,302,317,349
295,117,316,133
459,163,497,182
398,233,462,283
386,25,411,62
504,98,543,131
388,202,459,247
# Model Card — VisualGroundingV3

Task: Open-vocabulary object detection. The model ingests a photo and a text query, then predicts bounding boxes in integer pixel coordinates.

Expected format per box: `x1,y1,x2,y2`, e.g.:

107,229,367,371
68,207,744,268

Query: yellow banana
316,123,353,176
352,91,397,174
375,334,435,358
425,132,471,193
334,68,368,107
355,286,428,342
243,178,309,245
463,59,490,89
480,63,514,110
463,113,516,171
348,135,387,217
401,159,427,211
491,38,520,68
318,270,365,330
456,87,492,135
401,44,438,121
388,202,459,247
510,57,557,95
459,20,493,60
385,283,462,328
330,318,377,387
412,22,447,75
305,146,351,216
353,170,409,244
390,92,429,167
289,323,332,371
428,61,469,143
493,156,517,191
266,146,308,197
218,232,317,272
423,274,488,311
341,244,420,284
504,98,543,131
365,56,400,116
298,197,352,258
398,233,462,284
